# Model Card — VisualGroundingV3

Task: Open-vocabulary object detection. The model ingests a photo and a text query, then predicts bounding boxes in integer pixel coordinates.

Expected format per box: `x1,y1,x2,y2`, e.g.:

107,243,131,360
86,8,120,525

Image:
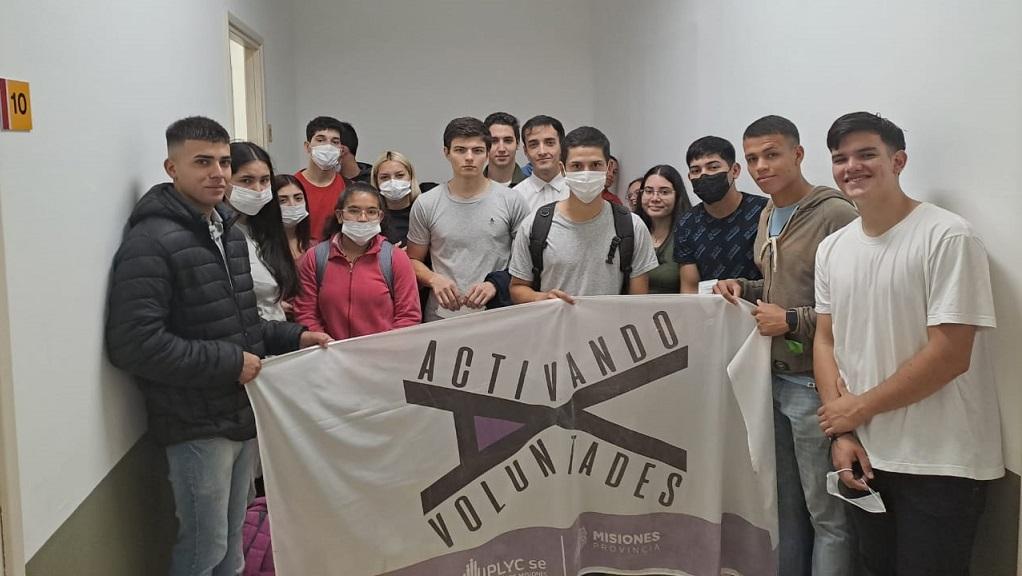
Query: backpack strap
378,240,394,298
608,204,634,294
529,202,558,291
314,240,330,289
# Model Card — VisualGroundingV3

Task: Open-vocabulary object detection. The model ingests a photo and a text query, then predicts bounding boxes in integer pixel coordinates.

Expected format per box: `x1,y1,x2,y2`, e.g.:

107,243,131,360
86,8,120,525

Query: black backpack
528,202,634,294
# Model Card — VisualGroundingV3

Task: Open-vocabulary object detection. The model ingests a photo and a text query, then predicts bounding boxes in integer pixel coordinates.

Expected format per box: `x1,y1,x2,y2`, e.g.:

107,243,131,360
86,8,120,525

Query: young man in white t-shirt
508,126,658,303
407,117,528,321
814,112,1003,576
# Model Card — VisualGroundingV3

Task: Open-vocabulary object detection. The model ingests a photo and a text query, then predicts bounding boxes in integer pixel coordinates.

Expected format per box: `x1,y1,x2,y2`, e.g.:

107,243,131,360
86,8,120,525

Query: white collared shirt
515,173,569,213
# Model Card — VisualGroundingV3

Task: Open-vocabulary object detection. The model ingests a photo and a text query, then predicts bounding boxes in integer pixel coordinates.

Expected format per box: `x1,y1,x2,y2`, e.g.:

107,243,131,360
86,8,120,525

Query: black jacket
106,183,306,445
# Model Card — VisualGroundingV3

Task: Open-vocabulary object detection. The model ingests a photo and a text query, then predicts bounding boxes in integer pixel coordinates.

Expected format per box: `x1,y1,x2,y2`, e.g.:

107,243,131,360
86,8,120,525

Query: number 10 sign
0,78,32,131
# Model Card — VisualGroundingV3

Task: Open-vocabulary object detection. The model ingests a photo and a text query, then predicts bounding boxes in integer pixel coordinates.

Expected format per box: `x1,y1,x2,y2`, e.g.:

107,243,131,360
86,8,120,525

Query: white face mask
826,470,886,513
310,144,341,171
341,220,381,246
378,179,412,201
228,185,272,216
564,170,607,204
280,203,308,227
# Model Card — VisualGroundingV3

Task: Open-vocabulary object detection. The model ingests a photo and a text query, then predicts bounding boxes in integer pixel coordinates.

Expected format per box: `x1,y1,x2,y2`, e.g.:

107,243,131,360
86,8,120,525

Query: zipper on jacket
762,203,801,303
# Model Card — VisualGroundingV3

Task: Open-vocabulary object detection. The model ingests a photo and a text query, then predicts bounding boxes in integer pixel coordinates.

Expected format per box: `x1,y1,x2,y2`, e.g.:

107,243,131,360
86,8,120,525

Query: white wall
0,0,295,560
594,0,1022,471
291,0,597,182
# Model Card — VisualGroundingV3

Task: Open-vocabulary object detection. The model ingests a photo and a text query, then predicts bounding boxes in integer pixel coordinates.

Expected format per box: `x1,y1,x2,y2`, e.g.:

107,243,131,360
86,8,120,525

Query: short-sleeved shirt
509,202,658,296
815,202,1002,480
673,192,767,282
407,181,528,321
295,169,346,243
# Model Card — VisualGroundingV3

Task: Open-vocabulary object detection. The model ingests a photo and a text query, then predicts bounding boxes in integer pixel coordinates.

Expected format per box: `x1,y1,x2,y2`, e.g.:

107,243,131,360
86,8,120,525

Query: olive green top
647,230,680,294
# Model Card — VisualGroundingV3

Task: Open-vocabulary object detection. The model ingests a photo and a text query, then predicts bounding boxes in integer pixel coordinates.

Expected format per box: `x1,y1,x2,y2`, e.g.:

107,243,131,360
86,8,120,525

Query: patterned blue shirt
672,192,767,281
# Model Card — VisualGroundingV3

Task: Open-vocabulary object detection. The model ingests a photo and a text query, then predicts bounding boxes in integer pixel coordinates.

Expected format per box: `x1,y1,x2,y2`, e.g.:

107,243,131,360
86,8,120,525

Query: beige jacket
737,186,858,375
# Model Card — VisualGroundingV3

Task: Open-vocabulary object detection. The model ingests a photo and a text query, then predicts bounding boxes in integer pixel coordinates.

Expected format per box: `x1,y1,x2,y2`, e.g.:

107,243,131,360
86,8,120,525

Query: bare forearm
859,325,976,418
813,337,841,404
510,282,543,304
410,259,435,287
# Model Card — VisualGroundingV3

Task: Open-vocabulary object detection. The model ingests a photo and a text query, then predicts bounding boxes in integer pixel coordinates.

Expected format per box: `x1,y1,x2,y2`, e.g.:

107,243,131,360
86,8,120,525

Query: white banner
250,295,777,576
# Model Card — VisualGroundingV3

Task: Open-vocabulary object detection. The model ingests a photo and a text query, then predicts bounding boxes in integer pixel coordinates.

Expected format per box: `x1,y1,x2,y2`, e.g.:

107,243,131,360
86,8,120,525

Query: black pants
849,470,988,576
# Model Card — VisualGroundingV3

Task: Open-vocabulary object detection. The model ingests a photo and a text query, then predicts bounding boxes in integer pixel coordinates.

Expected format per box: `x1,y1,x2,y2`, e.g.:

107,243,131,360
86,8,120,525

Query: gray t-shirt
408,181,528,320
509,202,659,296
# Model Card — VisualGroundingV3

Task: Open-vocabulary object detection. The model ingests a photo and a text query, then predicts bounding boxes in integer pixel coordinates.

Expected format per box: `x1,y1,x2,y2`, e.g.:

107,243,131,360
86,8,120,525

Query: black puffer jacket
106,183,306,445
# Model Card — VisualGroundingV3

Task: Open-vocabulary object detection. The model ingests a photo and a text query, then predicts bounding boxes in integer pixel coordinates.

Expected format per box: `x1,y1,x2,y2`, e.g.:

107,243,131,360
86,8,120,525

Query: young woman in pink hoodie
293,182,421,339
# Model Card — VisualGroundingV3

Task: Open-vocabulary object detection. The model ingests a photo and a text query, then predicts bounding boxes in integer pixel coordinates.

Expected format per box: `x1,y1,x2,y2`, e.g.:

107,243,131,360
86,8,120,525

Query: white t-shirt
514,173,570,213
237,224,286,322
815,202,1002,479
509,202,659,296
407,181,528,321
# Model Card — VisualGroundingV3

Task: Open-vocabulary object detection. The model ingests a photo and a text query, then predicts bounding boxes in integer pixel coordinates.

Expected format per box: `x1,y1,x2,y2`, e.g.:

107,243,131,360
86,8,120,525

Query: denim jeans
773,375,854,576
165,437,257,576
849,470,987,576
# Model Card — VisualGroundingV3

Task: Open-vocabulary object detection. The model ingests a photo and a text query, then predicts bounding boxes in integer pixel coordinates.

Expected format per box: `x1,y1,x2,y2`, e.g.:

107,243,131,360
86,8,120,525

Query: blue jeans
773,375,854,576
165,437,257,576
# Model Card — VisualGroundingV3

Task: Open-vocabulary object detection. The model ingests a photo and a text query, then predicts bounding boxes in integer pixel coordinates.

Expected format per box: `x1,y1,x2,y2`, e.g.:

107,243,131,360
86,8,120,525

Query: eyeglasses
341,207,382,220
642,188,675,198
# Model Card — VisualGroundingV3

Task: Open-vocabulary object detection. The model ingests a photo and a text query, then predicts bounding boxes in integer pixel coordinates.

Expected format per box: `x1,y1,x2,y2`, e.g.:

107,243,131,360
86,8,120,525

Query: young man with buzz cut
716,115,857,576
296,115,349,242
483,112,527,187
508,126,657,304
815,112,1003,576
105,116,329,576
514,115,570,213
674,136,767,293
406,117,528,321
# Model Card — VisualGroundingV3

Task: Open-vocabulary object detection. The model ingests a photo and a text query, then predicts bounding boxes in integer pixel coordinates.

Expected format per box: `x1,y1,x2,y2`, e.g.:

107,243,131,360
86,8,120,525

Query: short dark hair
827,112,906,152
744,115,800,144
484,112,520,142
166,116,229,148
305,116,344,142
321,182,387,240
443,117,491,150
521,115,565,143
339,121,359,155
686,136,736,167
562,126,611,163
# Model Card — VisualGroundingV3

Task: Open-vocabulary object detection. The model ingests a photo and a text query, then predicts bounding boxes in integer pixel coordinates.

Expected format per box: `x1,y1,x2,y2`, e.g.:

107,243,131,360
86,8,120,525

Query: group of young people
104,109,1003,576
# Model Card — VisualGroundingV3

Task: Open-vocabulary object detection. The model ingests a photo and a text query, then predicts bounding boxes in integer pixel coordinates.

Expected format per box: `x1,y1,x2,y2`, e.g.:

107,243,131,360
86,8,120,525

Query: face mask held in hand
564,170,607,204
826,469,887,514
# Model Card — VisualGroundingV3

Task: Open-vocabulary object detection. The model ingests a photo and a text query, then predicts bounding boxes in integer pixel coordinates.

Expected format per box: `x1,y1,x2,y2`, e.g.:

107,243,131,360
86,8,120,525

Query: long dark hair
321,182,387,240
273,174,312,254
636,164,693,235
229,141,300,301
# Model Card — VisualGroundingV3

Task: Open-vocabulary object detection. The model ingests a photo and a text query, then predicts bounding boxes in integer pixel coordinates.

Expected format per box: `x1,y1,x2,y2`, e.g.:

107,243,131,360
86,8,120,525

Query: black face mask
691,171,731,204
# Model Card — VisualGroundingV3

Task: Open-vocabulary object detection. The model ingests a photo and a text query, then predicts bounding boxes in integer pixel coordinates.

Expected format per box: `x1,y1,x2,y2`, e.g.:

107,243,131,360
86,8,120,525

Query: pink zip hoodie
294,234,421,340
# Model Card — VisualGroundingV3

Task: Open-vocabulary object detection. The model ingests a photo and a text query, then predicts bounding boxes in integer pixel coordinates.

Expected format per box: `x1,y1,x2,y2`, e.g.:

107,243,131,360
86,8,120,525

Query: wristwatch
785,309,798,334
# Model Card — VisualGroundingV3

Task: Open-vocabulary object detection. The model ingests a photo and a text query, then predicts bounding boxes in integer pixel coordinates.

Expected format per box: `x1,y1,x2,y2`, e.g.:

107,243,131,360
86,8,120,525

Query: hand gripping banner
249,296,777,576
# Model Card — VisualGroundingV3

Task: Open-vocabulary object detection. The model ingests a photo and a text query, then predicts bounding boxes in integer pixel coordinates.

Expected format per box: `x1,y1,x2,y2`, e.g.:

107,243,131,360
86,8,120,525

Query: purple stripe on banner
381,511,775,576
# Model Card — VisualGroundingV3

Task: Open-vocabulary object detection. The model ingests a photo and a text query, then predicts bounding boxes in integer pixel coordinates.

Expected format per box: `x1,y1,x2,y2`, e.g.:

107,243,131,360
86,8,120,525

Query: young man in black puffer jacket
105,116,329,576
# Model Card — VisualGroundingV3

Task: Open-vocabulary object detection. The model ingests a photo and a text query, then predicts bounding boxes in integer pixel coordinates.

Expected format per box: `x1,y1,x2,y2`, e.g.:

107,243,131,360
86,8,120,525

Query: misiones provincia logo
462,557,549,576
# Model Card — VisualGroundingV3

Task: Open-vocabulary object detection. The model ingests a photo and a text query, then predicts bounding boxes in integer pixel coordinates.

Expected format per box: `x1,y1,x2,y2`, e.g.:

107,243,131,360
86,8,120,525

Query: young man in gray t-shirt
407,117,528,321
509,126,657,303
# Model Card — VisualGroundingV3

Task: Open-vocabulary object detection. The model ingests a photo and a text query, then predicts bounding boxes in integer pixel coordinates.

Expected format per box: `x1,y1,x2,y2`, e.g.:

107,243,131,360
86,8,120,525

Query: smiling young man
483,112,526,187
513,115,570,213
105,116,329,576
508,126,657,303
815,112,1003,576
716,116,857,576
673,136,767,293
406,117,528,321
